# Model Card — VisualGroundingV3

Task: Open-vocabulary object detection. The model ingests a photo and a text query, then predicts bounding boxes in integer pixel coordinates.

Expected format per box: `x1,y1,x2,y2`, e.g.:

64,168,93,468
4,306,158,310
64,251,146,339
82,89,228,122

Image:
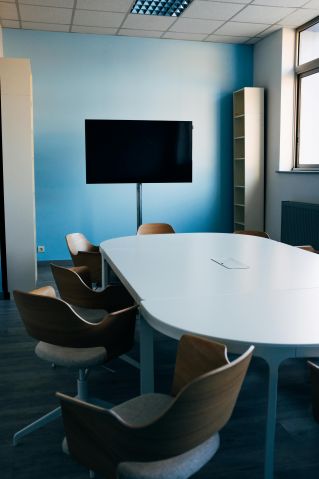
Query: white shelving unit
233,87,264,232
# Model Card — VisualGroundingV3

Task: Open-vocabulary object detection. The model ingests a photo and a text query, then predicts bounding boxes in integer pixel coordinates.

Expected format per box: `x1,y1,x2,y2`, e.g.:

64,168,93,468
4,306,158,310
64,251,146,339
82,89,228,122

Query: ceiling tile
232,5,296,23
122,14,175,31
279,8,319,25
0,2,18,20
119,29,163,38
232,5,294,23
215,21,270,36
303,0,319,7
1,19,19,27
76,0,132,13
205,34,250,43
18,0,74,7
169,18,223,34
19,4,73,23
183,1,244,20
21,21,69,31
252,0,306,6
163,31,206,40
73,10,125,28
257,24,282,36
71,25,117,34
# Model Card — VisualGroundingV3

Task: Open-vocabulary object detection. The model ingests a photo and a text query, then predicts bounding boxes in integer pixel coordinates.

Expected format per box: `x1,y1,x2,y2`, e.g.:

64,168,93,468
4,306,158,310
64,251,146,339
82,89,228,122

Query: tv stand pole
136,183,142,231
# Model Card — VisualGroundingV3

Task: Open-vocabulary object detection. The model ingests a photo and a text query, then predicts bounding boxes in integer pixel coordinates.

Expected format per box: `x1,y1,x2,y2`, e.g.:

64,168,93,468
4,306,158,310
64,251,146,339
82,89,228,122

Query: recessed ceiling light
131,0,194,17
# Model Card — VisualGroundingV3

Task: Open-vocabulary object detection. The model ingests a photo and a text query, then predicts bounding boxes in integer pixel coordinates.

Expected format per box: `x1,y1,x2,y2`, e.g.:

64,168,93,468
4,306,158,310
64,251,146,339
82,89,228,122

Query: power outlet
37,245,45,253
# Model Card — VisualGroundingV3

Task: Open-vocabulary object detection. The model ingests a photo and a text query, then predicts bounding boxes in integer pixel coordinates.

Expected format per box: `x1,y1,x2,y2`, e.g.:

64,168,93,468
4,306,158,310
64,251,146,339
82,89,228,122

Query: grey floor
1,263,319,478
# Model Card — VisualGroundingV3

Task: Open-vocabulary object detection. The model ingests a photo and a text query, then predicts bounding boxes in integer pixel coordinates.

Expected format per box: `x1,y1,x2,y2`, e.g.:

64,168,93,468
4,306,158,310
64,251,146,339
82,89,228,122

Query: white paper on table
211,257,249,269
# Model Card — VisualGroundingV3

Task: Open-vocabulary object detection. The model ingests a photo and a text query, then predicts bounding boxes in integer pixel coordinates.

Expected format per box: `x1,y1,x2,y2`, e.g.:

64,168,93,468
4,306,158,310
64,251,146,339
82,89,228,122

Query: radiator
281,201,319,249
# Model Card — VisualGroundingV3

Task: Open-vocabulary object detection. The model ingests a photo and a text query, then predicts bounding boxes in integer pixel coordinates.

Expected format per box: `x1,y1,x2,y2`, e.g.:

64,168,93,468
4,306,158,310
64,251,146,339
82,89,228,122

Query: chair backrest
65,233,101,284
234,230,270,239
152,336,254,457
58,335,254,472
13,287,131,349
51,264,134,312
137,223,175,235
297,245,318,253
66,232,94,257
51,264,96,307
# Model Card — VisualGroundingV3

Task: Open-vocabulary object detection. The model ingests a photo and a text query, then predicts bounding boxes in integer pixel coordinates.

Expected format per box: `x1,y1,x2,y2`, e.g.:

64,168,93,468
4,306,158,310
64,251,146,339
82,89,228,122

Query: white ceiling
0,0,318,44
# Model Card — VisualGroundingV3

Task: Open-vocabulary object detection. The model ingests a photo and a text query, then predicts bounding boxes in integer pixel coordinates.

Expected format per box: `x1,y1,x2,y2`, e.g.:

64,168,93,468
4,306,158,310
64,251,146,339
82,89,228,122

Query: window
296,17,319,169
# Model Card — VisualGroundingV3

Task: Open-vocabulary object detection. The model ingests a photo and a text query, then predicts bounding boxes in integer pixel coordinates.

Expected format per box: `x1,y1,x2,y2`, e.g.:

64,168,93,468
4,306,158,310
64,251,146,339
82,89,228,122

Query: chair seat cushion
35,341,107,368
113,393,220,479
118,434,220,479
112,393,173,425
71,306,107,324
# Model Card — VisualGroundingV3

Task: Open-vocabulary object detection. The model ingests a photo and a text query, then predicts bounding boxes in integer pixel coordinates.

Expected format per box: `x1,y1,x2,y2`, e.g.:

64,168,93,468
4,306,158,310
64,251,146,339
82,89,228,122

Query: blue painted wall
3,29,252,261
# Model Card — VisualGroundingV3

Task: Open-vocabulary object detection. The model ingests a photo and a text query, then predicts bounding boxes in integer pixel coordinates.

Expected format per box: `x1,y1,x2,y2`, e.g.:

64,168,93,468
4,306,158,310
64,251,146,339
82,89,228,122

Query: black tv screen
85,120,192,184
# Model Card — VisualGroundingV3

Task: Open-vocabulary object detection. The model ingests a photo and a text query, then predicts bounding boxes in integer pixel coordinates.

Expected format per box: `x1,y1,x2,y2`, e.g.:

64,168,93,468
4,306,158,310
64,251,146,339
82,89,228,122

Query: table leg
264,356,282,479
139,315,154,394
101,255,109,288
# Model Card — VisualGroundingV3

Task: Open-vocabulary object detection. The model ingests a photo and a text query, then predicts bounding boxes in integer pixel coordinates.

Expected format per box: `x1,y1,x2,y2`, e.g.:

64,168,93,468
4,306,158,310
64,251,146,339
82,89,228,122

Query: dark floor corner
1,264,319,478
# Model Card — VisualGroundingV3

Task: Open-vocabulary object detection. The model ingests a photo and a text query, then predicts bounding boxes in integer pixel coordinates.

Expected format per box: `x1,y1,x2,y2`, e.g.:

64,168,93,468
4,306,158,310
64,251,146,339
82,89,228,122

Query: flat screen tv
85,119,192,184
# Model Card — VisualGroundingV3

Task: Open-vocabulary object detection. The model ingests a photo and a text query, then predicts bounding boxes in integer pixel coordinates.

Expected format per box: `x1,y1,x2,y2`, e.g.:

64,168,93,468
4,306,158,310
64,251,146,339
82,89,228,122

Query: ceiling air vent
131,0,194,17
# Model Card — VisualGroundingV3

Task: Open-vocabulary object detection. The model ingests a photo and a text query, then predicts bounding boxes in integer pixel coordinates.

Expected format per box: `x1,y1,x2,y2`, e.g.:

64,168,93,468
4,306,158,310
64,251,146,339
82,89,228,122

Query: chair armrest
69,266,92,287
93,305,138,359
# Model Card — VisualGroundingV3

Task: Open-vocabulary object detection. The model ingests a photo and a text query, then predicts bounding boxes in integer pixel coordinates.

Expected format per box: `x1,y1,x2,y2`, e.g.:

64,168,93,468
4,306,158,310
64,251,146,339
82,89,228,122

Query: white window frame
295,16,319,169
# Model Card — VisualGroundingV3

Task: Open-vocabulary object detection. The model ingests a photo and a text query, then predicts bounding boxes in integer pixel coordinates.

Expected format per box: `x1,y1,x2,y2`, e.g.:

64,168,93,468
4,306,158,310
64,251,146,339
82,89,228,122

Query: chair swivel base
13,368,90,446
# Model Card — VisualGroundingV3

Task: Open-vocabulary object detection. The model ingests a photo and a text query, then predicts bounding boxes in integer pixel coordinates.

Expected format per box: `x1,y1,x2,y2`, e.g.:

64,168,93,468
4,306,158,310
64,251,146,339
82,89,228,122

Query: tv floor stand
136,183,142,231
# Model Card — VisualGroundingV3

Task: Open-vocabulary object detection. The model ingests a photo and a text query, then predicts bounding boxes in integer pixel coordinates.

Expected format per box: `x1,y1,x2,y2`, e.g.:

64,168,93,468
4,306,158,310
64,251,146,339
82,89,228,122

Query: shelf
234,204,245,224
233,87,264,231
234,188,244,205
234,223,245,231
234,138,245,159
234,160,245,186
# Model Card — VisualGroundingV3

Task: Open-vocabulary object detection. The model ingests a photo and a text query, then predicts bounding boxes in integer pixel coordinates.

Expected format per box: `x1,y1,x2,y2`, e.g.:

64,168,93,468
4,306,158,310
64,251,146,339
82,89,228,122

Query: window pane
298,73,319,165
299,22,319,65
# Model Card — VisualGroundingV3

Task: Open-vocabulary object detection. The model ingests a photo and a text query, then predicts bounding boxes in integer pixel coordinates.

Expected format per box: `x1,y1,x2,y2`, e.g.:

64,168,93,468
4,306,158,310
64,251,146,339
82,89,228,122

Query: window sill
276,169,319,174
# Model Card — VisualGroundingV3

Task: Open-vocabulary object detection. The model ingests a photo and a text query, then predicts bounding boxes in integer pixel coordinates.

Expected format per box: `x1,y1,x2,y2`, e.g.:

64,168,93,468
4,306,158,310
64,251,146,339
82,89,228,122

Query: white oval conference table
100,233,319,479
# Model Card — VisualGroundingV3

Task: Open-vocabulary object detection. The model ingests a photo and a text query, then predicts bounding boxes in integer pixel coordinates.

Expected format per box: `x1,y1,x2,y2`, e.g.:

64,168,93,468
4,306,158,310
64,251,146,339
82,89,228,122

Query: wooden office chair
51,263,133,317
234,230,270,239
137,223,175,235
58,335,254,479
65,233,102,285
12,286,137,446
296,245,318,253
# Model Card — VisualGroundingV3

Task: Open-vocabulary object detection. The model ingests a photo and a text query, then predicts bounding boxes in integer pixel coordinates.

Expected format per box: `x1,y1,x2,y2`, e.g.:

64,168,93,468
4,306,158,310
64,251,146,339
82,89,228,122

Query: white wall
254,28,319,240
0,58,37,292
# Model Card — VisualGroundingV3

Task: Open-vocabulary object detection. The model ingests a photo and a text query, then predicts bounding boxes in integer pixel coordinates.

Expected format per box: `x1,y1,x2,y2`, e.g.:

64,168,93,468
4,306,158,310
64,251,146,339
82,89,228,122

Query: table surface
101,232,319,479
101,233,319,351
